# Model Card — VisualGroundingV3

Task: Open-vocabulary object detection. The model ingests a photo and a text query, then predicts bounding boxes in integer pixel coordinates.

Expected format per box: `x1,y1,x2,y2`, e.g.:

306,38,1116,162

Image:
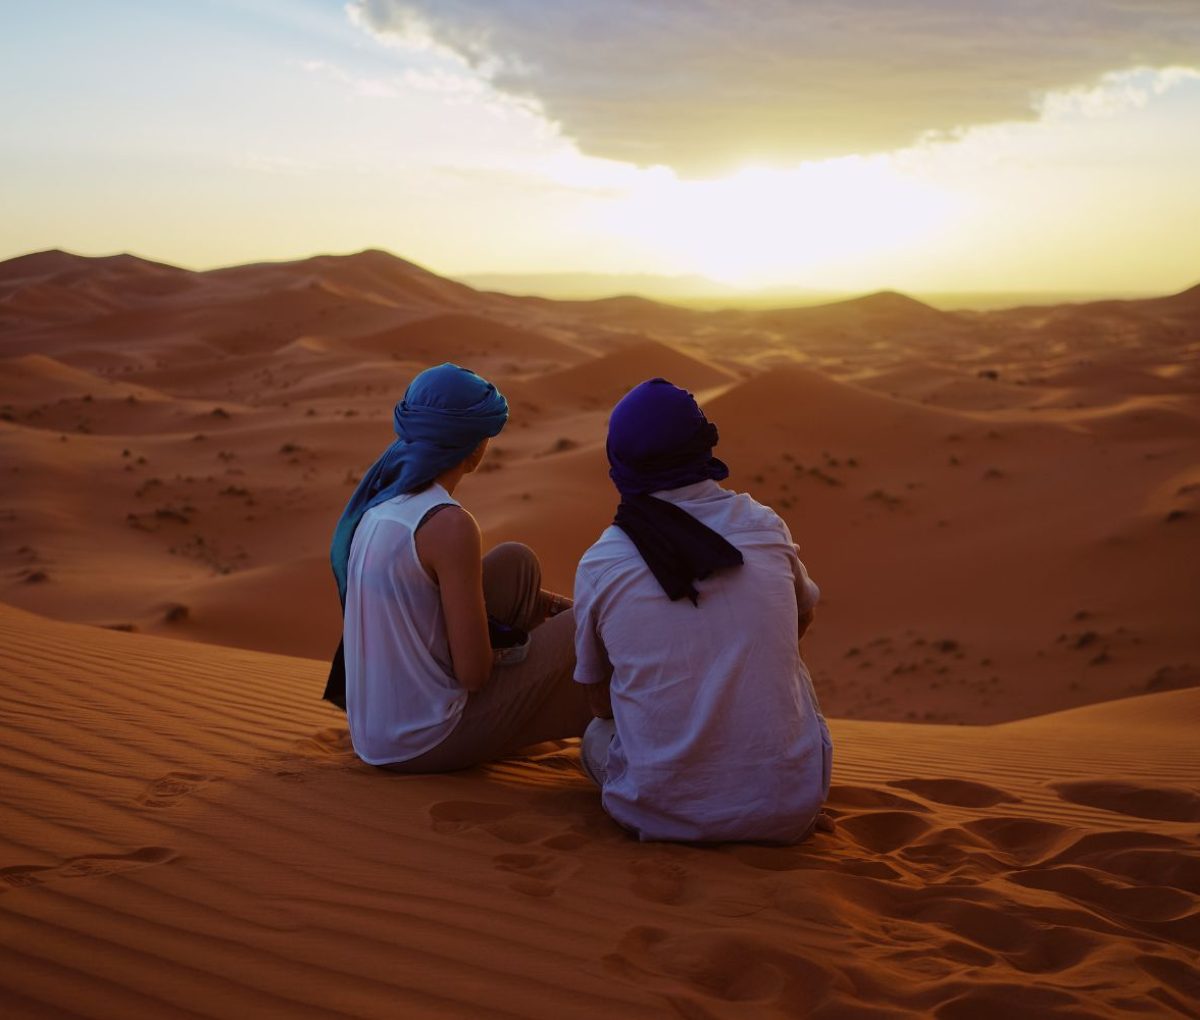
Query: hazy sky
2,0,1198,294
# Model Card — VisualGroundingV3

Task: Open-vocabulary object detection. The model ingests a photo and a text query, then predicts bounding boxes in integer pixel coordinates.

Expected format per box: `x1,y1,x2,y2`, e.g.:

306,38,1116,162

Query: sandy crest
4,250,1200,728
1,602,1197,1019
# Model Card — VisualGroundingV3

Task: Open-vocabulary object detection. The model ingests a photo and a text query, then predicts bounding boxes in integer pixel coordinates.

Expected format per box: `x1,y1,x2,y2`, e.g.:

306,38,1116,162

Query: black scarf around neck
613,493,743,605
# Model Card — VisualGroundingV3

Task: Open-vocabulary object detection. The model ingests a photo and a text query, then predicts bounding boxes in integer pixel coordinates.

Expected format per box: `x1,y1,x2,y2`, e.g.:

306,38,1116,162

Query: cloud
346,0,1200,175
1038,65,1200,120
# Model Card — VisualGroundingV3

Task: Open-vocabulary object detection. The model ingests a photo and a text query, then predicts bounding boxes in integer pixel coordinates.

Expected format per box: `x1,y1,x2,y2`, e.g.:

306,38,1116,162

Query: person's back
576,480,830,842
344,484,465,765
574,377,832,843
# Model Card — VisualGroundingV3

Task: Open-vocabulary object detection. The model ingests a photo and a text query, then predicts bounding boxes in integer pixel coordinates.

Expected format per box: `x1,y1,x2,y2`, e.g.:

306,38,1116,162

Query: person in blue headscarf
572,378,835,843
328,363,590,772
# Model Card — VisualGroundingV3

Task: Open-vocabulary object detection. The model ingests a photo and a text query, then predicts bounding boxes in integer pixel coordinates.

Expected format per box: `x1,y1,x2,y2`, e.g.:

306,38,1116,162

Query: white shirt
343,484,466,765
573,480,831,842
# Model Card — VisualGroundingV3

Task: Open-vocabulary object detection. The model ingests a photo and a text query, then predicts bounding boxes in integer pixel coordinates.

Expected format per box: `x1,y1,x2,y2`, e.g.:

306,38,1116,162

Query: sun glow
590,157,960,287
2,5,1197,294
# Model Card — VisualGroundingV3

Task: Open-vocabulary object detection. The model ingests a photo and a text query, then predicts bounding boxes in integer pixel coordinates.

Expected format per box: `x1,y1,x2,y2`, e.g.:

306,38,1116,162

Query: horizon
1,243,1189,314
2,3,1199,295
3,5,1199,1013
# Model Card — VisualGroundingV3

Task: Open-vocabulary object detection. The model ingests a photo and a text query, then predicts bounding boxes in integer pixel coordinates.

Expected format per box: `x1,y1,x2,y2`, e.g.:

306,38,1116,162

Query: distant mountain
1133,280,1200,317
1,247,1194,350
0,248,498,336
748,289,957,336
0,249,201,325
0,248,196,288
458,271,744,302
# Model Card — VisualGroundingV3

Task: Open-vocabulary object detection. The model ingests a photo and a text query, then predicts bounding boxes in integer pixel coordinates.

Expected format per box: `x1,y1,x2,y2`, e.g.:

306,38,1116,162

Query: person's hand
798,607,815,642
539,589,573,620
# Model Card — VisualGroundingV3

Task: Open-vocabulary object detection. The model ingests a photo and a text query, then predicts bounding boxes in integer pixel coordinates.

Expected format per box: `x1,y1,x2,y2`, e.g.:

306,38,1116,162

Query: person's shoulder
580,525,632,563
422,501,477,532
711,488,790,537
577,525,637,580
417,502,480,556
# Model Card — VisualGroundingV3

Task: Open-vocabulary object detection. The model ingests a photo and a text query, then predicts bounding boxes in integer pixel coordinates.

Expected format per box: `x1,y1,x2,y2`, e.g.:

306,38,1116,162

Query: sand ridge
2,248,1199,1017
1,603,1197,1018
3,249,1197,725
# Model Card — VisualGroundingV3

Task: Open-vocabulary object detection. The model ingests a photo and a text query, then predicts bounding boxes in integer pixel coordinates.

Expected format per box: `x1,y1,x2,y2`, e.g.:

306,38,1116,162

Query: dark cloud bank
351,0,1200,174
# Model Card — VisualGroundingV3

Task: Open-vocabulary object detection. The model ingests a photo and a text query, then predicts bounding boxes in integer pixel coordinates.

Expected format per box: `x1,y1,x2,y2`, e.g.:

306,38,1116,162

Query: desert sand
2,248,1198,1017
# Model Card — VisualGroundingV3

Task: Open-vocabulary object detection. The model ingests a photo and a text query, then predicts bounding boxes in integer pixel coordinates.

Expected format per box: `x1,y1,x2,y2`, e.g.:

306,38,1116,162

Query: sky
1,0,1198,295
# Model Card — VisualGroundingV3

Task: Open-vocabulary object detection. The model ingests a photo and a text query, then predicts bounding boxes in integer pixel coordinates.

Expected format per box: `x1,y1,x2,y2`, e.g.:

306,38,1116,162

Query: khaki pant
386,542,590,773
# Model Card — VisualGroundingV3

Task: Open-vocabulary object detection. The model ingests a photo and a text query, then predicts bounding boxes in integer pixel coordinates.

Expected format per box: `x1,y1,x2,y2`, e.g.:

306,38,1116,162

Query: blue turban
607,379,742,604
329,363,508,604
324,363,507,707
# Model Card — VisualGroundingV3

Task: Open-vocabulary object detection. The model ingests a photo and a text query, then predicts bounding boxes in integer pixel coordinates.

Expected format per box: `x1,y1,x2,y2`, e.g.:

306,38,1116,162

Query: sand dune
348,312,588,369
2,248,1198,1016
2,249,1198,729
153,555,342,659
753,289,955,332
1,602,1196,1018
0,354,168,405
527,339,735,409
212,248,491,311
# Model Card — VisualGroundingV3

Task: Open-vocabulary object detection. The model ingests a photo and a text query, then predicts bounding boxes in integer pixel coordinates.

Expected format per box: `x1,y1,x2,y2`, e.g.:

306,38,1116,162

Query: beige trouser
386,542,591,773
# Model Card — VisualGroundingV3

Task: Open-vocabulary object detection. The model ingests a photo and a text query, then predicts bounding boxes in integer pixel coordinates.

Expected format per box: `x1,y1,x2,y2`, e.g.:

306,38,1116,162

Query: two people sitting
326,363,832,843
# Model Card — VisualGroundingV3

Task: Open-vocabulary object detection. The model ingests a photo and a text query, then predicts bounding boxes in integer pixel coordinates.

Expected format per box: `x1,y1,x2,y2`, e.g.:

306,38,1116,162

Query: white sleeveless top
343,484,466,765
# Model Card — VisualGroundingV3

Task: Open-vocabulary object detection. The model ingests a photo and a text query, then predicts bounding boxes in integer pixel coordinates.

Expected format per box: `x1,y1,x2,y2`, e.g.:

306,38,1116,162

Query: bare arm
793,544,816,643
415,506,493,692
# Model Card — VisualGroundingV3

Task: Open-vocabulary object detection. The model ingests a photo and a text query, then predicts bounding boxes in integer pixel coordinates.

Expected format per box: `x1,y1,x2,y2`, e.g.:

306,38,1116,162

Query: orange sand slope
2,603,1197,1019
3,249,1199,727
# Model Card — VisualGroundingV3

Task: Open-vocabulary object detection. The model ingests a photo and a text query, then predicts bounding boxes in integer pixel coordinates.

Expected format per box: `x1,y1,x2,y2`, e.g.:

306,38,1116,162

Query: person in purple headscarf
573,378,834,843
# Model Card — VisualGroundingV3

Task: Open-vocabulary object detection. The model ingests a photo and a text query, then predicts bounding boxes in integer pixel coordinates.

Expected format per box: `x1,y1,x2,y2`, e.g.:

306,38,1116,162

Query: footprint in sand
138,771,219,808
1,847,176,890
430,800,519,834
540,831,589,851
492,852,579,898
291,727,355,759
1050,779,1200,823
253,753,328,783
962,816,1075,866
428,800,559,844
906,895,1101,975
724,843,814,873
629,856,692,906
887,777,1021,808
1136,954,1200,1004
1011,863,1198,924
1046,830,1200,889
430,795,616,848
837,811,933,855
829,783,933,812
604,925,833,1012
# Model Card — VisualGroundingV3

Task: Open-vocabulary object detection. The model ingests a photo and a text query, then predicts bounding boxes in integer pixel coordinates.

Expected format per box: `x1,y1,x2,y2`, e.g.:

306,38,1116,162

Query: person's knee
485,541,542,597
482,541,543,628
488,541,538,573
583,716,615,754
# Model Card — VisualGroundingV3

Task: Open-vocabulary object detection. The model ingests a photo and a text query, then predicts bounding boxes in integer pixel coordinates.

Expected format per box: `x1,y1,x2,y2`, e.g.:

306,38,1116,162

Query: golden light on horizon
1,5,1197,295
594,158,960,287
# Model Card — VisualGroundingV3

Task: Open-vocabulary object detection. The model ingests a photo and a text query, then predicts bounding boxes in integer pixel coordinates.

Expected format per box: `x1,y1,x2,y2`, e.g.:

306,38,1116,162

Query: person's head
392,363,507,488
606,378,729,497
